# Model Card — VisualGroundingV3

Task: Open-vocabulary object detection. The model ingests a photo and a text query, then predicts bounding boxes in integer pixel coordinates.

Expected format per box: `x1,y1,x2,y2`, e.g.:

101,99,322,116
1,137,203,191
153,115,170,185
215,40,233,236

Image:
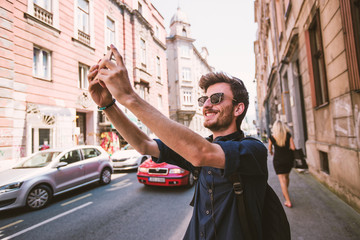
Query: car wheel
26,184,52,210
187,172,195,187
100,168,112,185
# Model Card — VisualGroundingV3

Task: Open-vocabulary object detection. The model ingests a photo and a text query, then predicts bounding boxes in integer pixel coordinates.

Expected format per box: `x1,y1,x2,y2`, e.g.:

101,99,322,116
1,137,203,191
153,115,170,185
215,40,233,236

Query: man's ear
234,103,245,117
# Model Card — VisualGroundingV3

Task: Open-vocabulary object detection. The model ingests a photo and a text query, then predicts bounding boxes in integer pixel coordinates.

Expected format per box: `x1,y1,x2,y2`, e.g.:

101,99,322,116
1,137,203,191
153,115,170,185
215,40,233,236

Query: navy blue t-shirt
154,131,268,240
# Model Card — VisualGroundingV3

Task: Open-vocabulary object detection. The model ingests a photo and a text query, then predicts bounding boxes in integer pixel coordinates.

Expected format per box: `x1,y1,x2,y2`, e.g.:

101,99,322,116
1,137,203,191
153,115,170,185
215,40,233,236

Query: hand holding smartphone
95,49,114,88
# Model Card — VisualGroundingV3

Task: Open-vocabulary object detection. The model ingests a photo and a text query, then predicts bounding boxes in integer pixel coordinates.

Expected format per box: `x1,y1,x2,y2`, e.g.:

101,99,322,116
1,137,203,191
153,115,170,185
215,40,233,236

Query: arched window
182,28,187,37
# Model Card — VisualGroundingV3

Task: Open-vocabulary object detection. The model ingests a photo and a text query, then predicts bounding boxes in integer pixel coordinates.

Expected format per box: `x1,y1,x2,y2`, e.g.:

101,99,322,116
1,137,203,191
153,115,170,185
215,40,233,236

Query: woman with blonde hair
268,120,295,208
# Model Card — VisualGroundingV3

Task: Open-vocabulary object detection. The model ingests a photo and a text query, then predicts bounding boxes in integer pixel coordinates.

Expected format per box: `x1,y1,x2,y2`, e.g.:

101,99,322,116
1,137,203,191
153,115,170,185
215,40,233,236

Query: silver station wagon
0,145,113,211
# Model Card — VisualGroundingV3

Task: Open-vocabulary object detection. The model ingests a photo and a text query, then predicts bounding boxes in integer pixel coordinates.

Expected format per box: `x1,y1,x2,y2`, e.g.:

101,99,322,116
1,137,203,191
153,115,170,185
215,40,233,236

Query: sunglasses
198,92,238,107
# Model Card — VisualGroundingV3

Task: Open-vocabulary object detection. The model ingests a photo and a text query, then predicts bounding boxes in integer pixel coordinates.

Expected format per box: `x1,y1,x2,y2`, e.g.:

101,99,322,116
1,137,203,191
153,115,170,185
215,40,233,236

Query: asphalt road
1,153,360,240
0,171,194,240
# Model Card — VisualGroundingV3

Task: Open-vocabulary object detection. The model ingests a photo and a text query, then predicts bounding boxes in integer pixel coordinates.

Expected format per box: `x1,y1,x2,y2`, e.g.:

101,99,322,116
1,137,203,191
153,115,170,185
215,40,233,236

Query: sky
151,0,258,123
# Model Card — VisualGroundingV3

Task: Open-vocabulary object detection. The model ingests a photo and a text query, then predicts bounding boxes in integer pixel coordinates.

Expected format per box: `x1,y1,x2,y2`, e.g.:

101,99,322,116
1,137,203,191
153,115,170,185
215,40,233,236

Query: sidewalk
267,153,360,239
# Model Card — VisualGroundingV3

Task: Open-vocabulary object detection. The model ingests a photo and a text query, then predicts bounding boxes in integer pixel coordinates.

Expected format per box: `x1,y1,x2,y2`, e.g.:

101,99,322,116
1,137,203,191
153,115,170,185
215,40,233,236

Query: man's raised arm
96,45,225,169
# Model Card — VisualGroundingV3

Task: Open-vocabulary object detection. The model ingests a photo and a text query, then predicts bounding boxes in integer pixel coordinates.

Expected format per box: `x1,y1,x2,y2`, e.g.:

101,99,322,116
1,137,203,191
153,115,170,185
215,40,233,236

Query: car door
54,149,85,192
82,148,102,182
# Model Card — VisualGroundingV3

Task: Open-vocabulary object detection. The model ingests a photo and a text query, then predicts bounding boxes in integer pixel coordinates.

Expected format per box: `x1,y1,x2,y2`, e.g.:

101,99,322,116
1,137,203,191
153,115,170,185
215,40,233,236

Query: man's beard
204,106,235,132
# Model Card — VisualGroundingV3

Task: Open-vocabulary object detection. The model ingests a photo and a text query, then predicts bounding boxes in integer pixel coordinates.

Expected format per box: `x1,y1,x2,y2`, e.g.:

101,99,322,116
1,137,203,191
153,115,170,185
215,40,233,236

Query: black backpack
229,137,290,240
229,173,291,240
190,137,291,240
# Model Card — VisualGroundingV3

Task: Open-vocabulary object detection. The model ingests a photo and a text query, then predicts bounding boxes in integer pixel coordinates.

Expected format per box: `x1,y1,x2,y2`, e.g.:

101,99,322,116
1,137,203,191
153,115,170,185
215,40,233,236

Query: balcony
78,30,91,45
34,4,53,25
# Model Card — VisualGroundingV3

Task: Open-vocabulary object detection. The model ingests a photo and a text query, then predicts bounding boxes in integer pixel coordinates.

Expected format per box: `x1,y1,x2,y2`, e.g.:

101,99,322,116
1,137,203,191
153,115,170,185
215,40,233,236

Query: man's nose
202,97,212,107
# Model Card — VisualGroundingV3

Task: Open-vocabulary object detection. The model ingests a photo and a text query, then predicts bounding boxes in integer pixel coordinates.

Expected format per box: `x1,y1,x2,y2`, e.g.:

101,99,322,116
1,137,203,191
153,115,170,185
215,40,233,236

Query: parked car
111,144,149,171
137,158,194,187
0,145,113,211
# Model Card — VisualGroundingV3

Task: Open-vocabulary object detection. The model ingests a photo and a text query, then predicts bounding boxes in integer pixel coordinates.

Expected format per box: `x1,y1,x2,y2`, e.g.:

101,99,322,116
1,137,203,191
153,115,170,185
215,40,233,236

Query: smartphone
99,49,114,69
94,49,113,85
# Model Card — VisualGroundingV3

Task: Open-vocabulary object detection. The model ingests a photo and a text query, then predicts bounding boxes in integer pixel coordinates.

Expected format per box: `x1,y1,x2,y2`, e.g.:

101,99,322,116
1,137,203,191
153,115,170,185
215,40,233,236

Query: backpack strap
189,167,201,206
228,173,254,240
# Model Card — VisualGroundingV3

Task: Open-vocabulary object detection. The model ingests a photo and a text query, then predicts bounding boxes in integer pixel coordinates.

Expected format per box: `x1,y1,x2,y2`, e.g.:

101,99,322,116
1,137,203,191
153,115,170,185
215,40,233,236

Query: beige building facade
0,0,168,161
254,0,360,211
166,7,213,137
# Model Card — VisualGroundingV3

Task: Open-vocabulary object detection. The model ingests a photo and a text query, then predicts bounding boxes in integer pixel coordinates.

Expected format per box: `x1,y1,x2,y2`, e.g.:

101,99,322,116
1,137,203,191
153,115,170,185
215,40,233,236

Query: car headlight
138,167,148,173
169,168,185,174
0,182,23,194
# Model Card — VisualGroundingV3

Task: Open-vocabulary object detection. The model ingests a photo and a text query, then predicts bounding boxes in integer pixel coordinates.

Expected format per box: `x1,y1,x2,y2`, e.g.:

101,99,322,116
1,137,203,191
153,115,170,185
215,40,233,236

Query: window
83,148,100,159
78,63,89,89
156,56,161,80
340,0,360,90
140,39,147,67
305,10,329,107
33,0,53,25
77,0,90,45
34,0,51,11
106,17,115,48
319,151,329,174
182,68,191,81
76,112,86,145
31,127,53,153
155,25,160,38
60,150,81,164
33,46,51,80
181,45,190,57
98,110,110,124
138,82,149,100
39,128,50,150
182,28,187,37
266,31,274,76
183,90,192,104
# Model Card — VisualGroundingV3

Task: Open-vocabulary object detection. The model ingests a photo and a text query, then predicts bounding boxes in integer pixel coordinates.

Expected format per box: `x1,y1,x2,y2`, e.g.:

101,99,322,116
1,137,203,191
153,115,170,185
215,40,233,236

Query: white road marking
61,193,92,206
2,202,93,240
107,179,132,191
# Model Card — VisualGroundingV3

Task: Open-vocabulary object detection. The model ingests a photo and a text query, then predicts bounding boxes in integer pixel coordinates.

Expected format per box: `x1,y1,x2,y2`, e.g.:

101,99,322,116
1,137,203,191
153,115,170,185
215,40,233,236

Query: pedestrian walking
268,120,295,208
88,45,269,239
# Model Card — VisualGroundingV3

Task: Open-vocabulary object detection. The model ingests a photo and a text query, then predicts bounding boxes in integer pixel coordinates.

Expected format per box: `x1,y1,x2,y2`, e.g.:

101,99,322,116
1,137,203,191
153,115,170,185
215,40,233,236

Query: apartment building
254,0,360,211
166,7,213,137
0,0,168,159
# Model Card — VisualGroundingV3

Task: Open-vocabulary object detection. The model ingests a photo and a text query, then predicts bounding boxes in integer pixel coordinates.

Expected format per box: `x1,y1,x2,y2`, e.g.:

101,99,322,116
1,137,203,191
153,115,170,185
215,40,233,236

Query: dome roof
170,7,189,25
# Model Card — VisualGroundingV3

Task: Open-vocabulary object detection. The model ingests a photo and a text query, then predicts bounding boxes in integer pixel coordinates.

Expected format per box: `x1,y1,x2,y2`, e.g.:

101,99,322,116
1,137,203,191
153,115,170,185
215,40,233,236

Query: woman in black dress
268,120,295,208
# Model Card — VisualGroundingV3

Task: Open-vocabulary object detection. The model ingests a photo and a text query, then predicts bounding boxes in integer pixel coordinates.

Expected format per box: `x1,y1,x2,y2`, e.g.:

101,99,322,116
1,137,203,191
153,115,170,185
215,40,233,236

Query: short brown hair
199,72,249,130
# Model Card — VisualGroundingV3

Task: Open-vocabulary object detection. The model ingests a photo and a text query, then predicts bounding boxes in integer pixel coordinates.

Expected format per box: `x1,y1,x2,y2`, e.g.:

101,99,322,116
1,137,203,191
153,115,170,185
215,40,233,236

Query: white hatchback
111,144,149,171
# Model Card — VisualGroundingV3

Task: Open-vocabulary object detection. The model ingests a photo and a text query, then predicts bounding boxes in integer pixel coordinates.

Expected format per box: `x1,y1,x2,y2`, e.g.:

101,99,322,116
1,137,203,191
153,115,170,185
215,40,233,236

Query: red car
137,158,194,187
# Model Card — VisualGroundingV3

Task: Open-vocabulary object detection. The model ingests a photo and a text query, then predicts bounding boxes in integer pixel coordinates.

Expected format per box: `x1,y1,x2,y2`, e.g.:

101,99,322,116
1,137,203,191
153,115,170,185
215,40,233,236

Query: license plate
149,177,165,183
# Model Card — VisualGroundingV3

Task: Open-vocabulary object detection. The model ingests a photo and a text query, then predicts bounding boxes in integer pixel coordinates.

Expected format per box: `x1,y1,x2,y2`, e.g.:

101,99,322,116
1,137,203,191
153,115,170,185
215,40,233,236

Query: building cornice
282,27,299,60
166,35,196,43
153,36,167,50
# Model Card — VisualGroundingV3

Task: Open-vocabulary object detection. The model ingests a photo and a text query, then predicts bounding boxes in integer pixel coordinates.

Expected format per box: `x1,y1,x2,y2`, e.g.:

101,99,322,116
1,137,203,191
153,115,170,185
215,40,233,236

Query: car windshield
14,151,61,168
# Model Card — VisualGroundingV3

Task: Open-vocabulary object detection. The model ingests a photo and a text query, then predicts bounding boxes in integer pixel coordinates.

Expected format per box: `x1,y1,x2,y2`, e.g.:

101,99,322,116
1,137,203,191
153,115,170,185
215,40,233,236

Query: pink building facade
0,0,168,161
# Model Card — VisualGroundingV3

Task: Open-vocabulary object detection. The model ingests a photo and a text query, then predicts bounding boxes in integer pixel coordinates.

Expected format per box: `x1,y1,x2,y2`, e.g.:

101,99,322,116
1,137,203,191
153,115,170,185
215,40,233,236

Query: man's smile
204,110,218,118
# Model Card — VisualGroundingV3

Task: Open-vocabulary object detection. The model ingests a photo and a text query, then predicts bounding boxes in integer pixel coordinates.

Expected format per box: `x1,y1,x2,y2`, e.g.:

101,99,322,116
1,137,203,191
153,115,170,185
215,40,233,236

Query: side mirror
56,162,68,168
